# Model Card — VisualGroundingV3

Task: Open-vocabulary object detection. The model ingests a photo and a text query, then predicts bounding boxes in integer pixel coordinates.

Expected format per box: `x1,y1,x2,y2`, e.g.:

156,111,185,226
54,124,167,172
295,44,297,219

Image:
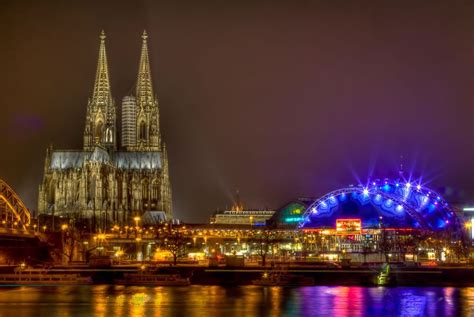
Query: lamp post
61,224,68,264
134,216,141,228
134,216,142,261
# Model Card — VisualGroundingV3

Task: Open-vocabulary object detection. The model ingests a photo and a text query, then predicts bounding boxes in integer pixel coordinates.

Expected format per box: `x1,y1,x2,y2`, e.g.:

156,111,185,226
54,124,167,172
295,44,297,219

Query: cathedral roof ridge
89,146,111,163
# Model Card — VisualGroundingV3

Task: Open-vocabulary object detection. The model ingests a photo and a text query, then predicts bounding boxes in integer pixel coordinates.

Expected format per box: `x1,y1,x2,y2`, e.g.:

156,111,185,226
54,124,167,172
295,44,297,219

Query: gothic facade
38,31,172,229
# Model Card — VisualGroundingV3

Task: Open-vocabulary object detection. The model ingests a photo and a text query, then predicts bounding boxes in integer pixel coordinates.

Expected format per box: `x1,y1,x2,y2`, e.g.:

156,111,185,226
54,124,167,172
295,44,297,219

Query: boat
115,270,190,286
0,266,92,285
252,270,314,286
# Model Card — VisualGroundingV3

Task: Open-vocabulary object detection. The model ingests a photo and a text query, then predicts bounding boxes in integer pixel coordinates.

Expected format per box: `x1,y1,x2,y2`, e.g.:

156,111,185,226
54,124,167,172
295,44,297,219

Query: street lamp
134,216,140,228
61,224,68,265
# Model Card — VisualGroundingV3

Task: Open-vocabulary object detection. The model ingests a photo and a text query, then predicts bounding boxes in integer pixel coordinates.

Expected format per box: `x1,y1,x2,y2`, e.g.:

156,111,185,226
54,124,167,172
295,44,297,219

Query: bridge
0,178,34,237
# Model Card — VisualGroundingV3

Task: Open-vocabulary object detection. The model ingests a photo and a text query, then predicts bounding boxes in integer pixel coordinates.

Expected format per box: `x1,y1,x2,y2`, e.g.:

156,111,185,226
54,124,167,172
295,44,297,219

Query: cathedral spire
84,30,116,151
136,30,154,106
91,30,112,105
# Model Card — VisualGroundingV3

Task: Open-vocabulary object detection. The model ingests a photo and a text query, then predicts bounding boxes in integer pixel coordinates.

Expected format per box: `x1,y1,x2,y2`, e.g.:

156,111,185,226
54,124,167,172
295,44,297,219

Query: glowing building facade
38,31,172,230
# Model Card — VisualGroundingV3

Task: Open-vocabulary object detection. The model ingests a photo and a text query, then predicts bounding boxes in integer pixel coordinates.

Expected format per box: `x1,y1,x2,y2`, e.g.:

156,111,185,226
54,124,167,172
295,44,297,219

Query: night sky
1,1,473,222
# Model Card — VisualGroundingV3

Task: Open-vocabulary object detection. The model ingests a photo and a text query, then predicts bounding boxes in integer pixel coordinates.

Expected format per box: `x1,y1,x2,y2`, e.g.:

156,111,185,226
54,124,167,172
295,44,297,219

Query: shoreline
1,265,474,287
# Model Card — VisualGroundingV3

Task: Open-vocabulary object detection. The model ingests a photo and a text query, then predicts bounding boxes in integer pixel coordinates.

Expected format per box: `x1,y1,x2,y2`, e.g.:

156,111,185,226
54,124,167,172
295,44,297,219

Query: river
0,285,472,316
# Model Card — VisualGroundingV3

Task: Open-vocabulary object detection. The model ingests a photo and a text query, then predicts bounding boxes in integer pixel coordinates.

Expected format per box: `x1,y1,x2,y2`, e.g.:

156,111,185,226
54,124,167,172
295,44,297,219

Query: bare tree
249,229,283,267
157,224,189,266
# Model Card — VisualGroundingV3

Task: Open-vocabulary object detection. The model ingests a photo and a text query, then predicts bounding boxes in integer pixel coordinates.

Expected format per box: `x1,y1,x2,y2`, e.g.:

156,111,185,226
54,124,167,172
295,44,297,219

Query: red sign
336,219,361,235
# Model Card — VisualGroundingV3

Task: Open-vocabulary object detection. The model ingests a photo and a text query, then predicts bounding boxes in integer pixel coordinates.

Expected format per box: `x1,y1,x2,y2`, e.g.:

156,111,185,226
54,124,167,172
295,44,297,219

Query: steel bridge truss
0,179,31,231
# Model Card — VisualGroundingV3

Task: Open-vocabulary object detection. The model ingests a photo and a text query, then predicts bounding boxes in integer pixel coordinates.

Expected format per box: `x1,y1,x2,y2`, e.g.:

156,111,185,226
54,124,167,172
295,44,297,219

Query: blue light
384,199,393,208
301,177,457,232
422,196,429,205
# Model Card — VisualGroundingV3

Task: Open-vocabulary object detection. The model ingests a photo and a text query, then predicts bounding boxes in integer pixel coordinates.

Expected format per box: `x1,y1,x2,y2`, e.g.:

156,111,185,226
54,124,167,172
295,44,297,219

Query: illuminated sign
336,219,361,235
284,217,303,223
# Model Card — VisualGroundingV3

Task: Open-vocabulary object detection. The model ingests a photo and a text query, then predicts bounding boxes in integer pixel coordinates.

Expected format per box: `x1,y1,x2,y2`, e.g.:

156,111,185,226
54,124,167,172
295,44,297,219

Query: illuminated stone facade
38,31,172,229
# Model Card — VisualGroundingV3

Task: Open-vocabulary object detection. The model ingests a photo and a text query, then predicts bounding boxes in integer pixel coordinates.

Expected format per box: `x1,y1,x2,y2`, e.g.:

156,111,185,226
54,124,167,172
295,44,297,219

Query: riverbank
2,264,474,286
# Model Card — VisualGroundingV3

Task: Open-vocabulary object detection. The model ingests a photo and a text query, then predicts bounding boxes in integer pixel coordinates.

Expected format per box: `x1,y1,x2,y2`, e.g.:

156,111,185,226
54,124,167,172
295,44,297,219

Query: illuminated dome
300,179,460,231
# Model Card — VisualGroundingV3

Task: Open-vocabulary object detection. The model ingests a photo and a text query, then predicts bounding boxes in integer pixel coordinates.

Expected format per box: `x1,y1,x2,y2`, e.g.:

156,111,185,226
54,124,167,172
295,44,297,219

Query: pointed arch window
152,179,160,201
105,127,113,143
95,121,104,143
139,121,147,141
142,180,149,200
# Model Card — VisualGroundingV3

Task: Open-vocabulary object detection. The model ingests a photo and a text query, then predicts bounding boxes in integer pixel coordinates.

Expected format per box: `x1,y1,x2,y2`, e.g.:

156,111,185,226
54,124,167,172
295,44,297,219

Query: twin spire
91,30,112,106
91,30,154,107
137,30,154,106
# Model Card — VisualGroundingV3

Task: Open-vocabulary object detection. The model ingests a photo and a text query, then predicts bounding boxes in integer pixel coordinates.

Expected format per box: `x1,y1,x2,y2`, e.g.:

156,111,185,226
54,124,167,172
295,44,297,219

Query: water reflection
0,285,470,316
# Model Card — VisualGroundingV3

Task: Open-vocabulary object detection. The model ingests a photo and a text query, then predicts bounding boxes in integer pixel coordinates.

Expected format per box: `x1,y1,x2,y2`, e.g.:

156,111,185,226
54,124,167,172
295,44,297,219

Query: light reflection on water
0,285,472,316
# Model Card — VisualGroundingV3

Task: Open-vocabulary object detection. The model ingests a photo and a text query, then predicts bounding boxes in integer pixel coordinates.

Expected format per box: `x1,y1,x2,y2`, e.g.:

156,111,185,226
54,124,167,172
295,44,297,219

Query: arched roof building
298,179,461,232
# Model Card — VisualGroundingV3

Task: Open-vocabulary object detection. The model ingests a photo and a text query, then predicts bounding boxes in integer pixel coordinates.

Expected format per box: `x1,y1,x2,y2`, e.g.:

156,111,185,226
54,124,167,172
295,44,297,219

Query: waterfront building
210,210,276,225
209,192,275,225
38,31,172,230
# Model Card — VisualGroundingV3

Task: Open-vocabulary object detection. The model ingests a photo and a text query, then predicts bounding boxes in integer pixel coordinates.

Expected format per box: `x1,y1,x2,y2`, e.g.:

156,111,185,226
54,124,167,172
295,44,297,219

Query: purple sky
0,1,473,222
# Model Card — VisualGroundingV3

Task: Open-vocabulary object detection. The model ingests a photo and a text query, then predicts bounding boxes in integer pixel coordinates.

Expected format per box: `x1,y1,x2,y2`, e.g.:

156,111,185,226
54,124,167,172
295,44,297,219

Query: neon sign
336,219,361,235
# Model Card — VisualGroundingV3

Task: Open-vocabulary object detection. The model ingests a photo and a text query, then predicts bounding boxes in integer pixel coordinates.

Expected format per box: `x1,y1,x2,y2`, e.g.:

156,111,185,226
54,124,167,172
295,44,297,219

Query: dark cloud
0,0,473,222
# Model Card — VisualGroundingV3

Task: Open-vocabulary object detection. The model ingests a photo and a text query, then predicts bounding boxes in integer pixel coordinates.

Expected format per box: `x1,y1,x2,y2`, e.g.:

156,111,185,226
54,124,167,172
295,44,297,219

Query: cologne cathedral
38,31,172,230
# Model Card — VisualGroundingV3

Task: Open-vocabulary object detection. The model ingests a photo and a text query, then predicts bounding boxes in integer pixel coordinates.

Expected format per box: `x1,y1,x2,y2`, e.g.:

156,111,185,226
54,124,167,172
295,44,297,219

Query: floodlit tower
135,30,161,151
121,96,137,148
83,30,116,151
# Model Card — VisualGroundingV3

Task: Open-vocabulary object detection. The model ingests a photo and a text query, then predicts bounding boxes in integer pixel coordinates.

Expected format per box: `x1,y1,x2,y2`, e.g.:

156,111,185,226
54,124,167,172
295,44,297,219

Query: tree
157,224,189,266
249,229,283,267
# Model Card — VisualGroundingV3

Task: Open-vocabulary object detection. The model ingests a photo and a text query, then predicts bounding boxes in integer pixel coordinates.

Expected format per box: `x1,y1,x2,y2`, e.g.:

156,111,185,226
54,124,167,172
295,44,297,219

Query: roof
50,147,162,170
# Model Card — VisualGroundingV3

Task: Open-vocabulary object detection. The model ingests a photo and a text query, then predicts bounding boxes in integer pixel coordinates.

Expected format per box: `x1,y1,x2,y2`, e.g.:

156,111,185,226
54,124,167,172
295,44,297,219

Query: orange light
336,219,362,235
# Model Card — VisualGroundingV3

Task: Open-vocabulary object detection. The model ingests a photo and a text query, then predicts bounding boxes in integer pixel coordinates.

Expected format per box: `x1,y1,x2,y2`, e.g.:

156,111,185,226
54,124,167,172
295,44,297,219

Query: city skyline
1,1,474,222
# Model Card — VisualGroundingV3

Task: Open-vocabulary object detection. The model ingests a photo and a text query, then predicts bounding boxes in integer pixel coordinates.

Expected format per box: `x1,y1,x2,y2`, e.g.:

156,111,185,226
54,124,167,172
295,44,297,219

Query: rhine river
0,285,472,316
